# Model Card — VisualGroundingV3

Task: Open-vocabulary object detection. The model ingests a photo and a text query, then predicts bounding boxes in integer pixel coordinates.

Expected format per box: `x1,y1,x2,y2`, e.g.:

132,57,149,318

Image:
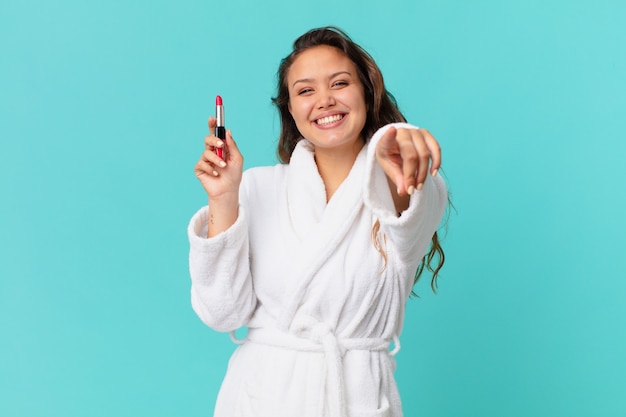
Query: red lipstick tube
215,95,225,159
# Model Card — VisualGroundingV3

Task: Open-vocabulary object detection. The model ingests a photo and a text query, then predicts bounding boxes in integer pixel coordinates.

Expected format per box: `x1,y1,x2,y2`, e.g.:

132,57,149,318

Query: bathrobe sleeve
188,184,257,332
363,123,448,265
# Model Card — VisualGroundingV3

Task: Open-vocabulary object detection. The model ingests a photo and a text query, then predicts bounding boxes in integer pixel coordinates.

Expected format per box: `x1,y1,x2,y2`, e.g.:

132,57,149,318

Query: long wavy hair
271,26,446,292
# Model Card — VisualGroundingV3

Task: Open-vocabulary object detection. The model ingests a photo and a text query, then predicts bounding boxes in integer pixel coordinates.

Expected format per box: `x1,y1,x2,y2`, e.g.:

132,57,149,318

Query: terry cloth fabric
188,123,448,417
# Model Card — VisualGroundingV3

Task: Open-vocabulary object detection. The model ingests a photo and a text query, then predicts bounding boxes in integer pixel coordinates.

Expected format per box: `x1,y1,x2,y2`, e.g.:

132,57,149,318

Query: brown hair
272,26,405,163
272,26,446,292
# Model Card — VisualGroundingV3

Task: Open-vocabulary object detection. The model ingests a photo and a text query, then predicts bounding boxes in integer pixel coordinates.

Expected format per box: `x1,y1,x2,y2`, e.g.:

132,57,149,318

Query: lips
315,114,345,126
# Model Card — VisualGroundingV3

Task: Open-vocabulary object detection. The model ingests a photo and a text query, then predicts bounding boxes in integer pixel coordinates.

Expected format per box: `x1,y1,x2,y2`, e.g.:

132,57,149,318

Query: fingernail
397,187,401,195
431,169,438,177
216,140,224,147
407,185,415,195
417,183,423,191
212,170,218,177
219,161,226,168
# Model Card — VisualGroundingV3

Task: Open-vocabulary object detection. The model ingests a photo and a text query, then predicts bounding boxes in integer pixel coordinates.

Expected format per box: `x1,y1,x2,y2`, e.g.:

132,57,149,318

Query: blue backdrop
1,0,625,416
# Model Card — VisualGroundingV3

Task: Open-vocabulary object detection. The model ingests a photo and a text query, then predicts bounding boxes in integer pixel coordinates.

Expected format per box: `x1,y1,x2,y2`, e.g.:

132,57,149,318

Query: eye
332,81,349,88
297,88,313,95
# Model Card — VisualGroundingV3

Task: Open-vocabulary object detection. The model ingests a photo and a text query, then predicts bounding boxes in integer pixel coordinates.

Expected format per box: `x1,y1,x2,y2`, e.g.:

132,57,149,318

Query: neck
314,140,364,202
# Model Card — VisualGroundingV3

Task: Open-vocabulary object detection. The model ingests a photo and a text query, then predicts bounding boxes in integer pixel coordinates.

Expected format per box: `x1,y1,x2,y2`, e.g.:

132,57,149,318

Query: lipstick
215,95,225,159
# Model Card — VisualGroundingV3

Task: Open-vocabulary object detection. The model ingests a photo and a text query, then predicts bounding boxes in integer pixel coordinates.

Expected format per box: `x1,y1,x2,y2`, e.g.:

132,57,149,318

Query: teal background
1,0,625,415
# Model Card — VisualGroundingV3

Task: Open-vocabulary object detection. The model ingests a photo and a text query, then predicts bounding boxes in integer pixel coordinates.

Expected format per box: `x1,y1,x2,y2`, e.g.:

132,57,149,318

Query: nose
317,89,336,109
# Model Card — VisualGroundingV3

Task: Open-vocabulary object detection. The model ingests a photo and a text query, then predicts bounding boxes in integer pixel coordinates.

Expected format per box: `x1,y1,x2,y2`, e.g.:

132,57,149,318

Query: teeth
316,114,343,125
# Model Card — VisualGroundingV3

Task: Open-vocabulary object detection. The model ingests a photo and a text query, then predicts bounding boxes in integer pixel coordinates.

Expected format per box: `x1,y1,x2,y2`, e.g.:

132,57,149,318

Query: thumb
375,127,405,194
377,126,397,153
225,130,243,162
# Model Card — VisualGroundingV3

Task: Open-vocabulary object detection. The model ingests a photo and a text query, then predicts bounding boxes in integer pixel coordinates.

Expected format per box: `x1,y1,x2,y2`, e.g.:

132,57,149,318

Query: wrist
208,189,239,206
207,191,239,238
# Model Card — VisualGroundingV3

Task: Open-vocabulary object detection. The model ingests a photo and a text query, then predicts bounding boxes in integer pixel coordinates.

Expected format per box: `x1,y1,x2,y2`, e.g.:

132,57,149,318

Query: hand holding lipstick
195,114,243,192
194,114,244,237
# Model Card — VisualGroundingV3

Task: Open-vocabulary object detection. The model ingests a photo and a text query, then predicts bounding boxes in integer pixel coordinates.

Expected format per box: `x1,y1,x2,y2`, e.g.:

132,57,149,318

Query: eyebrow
291,71,353,88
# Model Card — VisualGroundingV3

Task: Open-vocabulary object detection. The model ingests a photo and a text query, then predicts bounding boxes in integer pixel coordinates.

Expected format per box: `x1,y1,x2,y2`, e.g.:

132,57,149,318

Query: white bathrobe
188,123,448,417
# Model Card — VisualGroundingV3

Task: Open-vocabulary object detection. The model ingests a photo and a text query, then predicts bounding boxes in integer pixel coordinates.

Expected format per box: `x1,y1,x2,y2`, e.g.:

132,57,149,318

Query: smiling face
286,45,367,155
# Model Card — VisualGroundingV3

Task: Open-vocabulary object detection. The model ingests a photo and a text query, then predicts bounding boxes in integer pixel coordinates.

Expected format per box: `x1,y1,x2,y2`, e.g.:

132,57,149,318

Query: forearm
207,192,239,237
365,124,448,257
188,204,257,331
386,175,410,215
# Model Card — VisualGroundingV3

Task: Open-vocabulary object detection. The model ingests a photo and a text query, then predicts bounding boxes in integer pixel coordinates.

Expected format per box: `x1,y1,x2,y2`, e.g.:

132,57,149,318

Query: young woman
189,27,448,417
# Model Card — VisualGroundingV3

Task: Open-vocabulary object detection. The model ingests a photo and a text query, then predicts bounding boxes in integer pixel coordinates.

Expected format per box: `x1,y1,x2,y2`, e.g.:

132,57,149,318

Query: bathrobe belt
237,318,401,417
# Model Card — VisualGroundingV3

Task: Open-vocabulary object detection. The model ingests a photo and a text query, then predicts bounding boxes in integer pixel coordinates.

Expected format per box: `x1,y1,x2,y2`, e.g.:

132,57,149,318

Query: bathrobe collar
286,140,366,238
280,139,368,329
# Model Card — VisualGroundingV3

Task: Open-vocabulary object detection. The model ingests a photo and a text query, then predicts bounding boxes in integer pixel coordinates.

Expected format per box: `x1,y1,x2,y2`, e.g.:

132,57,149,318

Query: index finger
208,116,217,137
375,126,406,194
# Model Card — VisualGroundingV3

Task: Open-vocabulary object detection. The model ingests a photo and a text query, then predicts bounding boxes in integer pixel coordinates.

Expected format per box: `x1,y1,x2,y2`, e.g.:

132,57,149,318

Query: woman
189,27,448,417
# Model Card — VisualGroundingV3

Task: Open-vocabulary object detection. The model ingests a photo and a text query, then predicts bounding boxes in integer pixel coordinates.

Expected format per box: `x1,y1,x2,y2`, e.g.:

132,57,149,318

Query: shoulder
242,163,288,185
240,163,288,201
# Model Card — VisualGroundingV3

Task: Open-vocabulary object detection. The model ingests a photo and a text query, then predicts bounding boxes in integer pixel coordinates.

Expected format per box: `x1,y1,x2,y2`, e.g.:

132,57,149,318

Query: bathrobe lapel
278,140,367,330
